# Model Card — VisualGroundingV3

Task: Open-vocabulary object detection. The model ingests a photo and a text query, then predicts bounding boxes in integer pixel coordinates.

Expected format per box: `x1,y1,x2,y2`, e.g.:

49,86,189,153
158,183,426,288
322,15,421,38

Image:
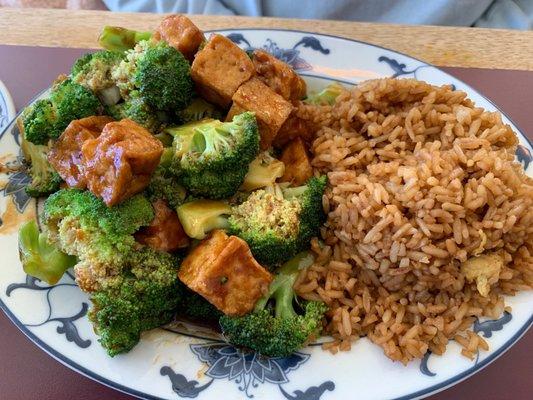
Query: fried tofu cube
81,119,163,206
153,15,205,61
135,199,190,252
273,110,314,148
191,34,255,108
253,50,307,101
178,230,272,316
280,137,313,186
232,78,293,149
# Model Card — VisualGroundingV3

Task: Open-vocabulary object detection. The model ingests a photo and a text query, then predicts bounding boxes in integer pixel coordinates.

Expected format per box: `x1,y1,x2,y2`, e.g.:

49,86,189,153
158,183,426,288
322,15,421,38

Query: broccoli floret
106,92,166,133
41,189,154,290
169,112,260,199
179,287,222,324
112,40,193,112
49,79,102,135
305,82,344,105
20,134,62,197
39,189,183,356
21,99,57,146
98,26,152,53
228,176,326,266
219,251,327,357
177,200,231,239
89,248,182,356
145,148,187,209
18,220,77,285
22,78,101,145
241,151,285,191
177,98,223,124
71,51,124,103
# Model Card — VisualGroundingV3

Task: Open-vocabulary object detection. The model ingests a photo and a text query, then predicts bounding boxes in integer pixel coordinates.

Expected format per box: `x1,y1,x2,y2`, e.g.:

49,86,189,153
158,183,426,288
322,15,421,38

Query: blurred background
0,0,532,29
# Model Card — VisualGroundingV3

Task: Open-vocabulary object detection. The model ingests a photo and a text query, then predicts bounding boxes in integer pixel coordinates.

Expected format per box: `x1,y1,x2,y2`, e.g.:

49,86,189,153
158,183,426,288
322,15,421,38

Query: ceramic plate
0,29,531,400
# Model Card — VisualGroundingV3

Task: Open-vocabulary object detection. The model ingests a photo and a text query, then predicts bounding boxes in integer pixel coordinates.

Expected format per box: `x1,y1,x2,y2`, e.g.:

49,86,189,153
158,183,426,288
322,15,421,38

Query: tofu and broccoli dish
17,15,331,358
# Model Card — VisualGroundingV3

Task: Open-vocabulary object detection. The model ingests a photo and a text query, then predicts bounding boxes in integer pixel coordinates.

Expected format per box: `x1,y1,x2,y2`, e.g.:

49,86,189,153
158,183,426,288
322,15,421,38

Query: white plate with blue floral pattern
0,29,532,400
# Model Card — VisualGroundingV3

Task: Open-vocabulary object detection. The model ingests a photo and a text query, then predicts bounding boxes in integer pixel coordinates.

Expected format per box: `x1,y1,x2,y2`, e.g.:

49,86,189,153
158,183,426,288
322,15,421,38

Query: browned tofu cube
280,137,313,186
225,103,246,122
273,111,314,148
191,34,255,107
178,230,272,316
153,15,205,61
232,78,293,149
253,50,307,101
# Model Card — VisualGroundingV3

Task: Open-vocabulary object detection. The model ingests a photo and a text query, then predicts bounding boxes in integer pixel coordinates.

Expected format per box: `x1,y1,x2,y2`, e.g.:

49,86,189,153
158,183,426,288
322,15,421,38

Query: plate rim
0,27,531,400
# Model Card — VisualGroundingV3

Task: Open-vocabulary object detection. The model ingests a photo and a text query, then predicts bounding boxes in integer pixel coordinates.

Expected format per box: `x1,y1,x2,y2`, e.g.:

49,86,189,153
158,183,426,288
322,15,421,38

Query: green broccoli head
89,248,182,356
169,112,260,199
228,176,326,267
179,287,223,325
145,149,187,209
71,50,124,99
113,40,193,112
49,78,102,135
219,252,327,357
18,220,77,285
22,78,101,145
98,26,152,53
21,99,57,146
177,98,223,124
41,189,154,290
106,92,165,133
20,135,62,197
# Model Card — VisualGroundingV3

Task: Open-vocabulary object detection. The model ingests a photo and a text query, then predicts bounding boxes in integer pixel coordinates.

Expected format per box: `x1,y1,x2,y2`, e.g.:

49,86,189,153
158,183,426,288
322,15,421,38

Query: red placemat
0,45,531,400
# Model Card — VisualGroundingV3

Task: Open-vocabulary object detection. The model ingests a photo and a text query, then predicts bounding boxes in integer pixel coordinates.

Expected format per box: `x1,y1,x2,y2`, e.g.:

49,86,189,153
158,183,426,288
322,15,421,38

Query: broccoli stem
254,251,315,317
98,26,152,52
18,220,77,285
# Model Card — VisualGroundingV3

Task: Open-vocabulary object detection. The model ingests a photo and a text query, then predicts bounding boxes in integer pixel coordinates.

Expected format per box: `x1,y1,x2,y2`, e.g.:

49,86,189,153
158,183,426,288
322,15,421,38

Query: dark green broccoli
41,189,154,290
22,78,101,145
304,82,344,105
98,26,152,53
20,135,62,197
219,251,327,357
168,112,260,199
18,220,77,285
177,98,223,124
71,50,124,105
40,189,184,356
112,40,193,112
145,148,187,209
106,92,166,133
228,176,326,266
21,99,57,146
89,248,182,356
178,288,222,325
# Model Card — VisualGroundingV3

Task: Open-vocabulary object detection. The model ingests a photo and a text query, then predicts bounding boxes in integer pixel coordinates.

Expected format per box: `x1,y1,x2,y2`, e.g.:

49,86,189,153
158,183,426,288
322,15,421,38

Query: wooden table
1,8,533,70
0,8,532,400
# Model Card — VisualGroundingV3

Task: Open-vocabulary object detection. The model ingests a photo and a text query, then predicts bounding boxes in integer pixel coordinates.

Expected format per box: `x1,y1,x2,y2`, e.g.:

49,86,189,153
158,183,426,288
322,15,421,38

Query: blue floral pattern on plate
226,33,329,71
6,272,91,349
161,342,335,399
